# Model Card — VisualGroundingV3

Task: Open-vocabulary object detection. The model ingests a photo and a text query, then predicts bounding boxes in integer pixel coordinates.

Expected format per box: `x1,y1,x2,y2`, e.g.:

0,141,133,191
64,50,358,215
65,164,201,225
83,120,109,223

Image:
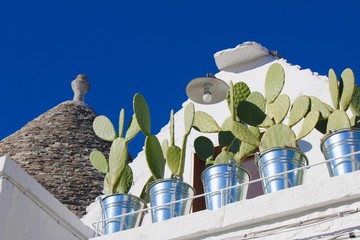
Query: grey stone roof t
0,75,111,217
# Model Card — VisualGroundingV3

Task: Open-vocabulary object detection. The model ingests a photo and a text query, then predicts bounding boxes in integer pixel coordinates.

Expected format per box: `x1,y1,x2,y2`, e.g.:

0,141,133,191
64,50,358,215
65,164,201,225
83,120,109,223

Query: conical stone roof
0,75,111,217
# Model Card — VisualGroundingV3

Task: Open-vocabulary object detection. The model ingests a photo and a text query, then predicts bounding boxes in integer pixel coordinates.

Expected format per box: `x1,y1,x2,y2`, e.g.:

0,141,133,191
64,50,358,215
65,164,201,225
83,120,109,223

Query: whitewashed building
2,41,360,240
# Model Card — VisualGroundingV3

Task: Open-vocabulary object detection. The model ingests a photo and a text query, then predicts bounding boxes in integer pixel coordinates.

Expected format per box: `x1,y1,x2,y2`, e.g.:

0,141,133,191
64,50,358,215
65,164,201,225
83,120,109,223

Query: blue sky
1,1,360,156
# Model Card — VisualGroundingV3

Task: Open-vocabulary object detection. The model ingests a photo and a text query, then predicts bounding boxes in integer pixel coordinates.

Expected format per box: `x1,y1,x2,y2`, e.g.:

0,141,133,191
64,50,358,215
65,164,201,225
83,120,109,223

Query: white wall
91,169,360,240
85,41,360,239
0,156,94,240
